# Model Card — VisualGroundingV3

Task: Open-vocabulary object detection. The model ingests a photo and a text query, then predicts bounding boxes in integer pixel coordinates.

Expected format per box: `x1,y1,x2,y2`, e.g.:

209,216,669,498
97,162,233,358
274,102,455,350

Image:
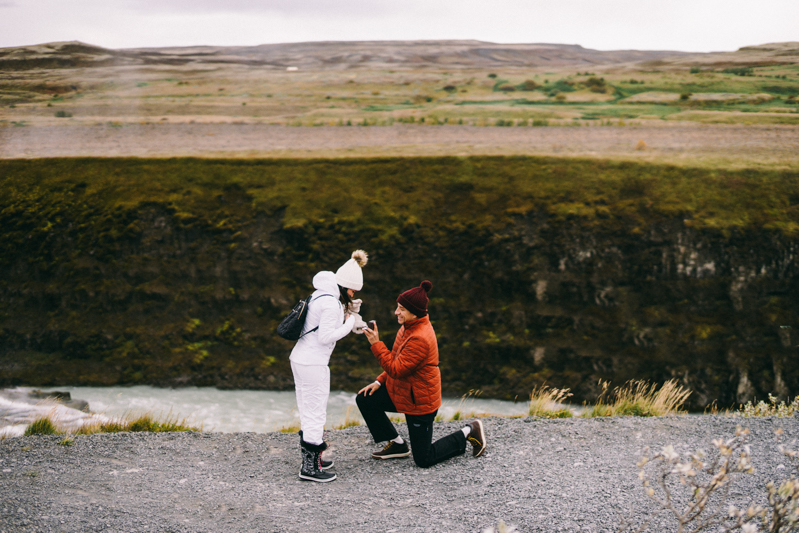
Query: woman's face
346,288,355,298
395,303,417,325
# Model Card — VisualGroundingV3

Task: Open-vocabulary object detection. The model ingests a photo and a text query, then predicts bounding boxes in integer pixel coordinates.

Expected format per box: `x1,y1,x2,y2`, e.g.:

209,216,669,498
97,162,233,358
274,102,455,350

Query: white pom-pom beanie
335,250,368,291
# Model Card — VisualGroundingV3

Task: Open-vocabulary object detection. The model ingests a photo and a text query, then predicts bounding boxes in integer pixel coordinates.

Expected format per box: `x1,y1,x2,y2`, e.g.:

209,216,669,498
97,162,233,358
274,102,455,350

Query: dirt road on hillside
2,123,798,169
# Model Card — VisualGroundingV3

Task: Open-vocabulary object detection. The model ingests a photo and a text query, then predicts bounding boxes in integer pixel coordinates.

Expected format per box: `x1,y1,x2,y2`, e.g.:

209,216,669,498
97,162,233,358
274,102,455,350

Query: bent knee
412,454,434,469
355,393,367,409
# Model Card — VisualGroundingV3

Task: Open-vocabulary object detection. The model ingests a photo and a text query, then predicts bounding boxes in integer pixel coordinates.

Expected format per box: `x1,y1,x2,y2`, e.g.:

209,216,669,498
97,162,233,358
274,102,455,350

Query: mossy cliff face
0,157,797,409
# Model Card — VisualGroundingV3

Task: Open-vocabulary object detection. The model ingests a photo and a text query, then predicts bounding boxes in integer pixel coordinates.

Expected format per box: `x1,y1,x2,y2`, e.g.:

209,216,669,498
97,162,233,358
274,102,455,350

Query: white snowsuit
289,271,355,445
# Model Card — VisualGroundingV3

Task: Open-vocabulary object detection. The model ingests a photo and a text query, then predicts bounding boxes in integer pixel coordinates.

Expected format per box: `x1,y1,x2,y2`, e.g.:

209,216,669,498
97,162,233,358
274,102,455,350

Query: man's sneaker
371,440,411,459
467,420,487,457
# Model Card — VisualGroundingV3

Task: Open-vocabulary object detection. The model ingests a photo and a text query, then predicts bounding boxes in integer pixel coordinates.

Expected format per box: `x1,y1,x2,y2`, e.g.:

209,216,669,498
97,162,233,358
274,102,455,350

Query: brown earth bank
1,416,798,533
3,122,799,169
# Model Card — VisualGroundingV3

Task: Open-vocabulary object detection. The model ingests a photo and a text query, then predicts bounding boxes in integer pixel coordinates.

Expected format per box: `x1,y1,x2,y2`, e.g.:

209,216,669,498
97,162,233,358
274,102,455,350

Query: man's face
395,304,417,325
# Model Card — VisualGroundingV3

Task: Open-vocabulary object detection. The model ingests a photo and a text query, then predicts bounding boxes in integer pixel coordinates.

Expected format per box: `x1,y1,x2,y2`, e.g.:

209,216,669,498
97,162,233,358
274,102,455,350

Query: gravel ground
1,415,798,533
2,123,799,169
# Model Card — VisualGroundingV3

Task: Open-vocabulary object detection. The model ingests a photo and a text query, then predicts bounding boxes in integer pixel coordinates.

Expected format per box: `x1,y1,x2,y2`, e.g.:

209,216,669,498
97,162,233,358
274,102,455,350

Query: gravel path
1,415,798,533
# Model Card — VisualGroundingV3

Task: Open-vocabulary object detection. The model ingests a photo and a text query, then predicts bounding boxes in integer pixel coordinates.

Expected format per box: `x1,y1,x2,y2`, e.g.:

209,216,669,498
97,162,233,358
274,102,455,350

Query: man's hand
363,321,379,345
358,381,381,396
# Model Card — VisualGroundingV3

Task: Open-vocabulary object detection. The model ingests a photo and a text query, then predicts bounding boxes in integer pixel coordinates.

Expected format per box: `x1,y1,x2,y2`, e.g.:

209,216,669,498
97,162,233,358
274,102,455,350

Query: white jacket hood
312,271,340,298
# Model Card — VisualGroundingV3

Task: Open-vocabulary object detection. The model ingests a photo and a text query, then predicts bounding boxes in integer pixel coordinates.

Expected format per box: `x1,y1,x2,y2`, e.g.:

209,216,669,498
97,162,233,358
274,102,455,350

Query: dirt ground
2,122,799,170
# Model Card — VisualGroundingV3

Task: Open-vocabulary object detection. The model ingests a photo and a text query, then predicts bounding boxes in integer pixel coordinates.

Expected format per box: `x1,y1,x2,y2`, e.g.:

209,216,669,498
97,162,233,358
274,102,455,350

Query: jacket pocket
409,385,416,405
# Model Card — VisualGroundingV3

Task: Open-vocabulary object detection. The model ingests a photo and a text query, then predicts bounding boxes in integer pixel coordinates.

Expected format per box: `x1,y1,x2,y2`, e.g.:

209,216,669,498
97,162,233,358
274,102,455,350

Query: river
3,386,532,435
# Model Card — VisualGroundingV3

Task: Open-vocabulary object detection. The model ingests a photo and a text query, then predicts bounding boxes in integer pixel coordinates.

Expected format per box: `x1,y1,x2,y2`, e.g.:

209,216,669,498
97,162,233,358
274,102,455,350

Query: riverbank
0,387,532,437
2,415,797,532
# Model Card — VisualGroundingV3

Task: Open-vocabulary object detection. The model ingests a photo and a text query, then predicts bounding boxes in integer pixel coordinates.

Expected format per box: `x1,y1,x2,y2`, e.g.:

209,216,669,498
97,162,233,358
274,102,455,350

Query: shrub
551,79,577,92
442,85,457,92
24,417,60,436
735,394,799,417
487,73,497,78
520,80,539,91
54,110,72,118
497,85,516,92
554,94,567,102
680,92,692,100
621,427,758,532
690,66,702,74
724,66,754,76
622,427,799,533
531,119,549,127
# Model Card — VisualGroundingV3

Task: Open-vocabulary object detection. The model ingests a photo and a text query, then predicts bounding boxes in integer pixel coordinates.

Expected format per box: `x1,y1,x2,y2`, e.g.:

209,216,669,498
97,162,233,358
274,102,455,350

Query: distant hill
641,41,799,68
0,40,699,71
2,40,797,71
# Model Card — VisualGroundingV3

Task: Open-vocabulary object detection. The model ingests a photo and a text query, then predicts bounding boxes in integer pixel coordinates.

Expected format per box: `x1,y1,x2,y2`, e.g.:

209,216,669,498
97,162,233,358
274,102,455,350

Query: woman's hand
358,381,381,396
363,321,379,345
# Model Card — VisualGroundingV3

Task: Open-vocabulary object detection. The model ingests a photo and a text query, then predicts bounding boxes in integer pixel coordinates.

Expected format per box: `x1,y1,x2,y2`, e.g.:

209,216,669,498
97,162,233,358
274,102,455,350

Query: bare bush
621,427,799,533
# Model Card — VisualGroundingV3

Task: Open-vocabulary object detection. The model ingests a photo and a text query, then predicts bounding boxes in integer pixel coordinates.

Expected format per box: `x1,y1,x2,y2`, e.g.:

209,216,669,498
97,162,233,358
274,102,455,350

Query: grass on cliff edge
1,156,798,237
23,412,200,436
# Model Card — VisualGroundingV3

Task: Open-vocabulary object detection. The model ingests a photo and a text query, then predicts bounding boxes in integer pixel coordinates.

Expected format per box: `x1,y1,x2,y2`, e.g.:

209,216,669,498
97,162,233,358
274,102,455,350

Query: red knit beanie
397,280,433,317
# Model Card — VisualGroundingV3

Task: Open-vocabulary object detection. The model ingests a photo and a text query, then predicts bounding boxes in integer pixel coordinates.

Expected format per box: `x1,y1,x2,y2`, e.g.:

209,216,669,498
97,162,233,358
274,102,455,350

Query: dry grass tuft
23,411,201,436
584,380,691,417
528,386,573,418
24,417,60,436
333,405,362,429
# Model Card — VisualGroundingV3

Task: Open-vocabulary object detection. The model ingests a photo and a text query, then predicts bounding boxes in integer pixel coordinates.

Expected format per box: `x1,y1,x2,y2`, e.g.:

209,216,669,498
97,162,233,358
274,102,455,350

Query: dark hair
338,285,352,307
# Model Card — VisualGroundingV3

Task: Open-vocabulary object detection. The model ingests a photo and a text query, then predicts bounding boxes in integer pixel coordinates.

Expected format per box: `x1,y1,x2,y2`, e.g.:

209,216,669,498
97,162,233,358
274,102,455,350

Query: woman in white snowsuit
290,250,367,482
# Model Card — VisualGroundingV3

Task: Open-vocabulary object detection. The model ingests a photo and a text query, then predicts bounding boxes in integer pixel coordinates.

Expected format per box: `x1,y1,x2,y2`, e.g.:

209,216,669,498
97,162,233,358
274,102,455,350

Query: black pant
355,385,466,468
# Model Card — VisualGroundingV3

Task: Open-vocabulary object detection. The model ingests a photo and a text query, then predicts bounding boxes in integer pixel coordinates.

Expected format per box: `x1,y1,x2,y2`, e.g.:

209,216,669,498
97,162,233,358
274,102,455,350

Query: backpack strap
299,294,336,339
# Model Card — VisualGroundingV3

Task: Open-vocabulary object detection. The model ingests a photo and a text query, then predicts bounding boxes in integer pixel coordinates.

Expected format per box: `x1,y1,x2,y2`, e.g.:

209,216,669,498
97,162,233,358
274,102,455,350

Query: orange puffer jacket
372,315,442,416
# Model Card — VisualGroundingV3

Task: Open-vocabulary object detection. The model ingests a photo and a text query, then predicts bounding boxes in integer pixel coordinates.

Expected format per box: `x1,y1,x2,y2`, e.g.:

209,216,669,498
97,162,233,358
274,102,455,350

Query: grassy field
2,60,798,129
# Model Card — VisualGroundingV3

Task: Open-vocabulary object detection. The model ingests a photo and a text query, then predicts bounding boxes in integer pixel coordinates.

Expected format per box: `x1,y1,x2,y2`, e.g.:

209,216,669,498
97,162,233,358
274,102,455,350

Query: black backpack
276,294,334,341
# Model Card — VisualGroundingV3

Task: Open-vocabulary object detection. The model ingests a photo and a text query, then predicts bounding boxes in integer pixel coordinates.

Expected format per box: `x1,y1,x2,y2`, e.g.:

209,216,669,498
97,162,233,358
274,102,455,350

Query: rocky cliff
0,157,796,409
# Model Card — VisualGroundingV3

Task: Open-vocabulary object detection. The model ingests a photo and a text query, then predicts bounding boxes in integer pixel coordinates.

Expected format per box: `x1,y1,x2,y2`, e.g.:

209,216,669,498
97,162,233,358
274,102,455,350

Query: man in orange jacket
357,280,487,467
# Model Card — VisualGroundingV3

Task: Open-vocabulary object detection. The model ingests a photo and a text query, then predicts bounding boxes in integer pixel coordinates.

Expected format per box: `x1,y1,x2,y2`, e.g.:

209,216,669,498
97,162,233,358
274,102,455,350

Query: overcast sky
1,0,797,52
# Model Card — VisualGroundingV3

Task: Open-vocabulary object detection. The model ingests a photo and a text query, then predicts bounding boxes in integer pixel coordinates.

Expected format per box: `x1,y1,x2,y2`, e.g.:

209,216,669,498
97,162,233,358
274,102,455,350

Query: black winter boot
299,440,337,483
299,430,334,470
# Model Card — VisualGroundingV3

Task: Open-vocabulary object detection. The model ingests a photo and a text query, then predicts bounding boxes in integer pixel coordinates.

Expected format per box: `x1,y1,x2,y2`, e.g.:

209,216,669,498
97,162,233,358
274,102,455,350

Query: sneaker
467,420,487,457
371,440,411,459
